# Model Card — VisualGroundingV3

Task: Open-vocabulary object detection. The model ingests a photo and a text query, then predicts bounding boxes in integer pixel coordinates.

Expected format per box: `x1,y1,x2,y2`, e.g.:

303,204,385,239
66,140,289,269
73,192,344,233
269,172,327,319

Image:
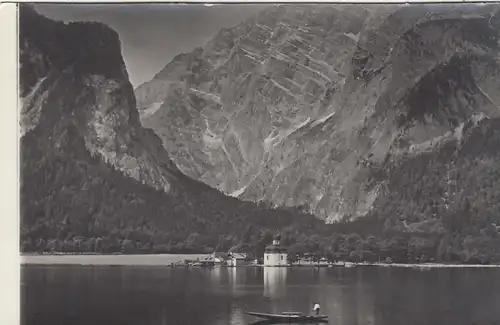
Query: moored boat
246,311,328,323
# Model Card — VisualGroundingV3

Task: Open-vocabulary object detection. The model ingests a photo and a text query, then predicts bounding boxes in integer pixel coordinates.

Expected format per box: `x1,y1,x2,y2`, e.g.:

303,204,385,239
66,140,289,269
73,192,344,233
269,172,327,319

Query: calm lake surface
21,265,500,325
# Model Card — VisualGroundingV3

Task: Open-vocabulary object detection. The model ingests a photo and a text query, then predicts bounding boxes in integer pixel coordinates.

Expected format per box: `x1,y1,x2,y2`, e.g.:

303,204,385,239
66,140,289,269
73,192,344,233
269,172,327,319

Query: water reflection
263,267,288,298
354,270,375,325
21,266,500,325
210,265,222,286
227,267,248,290
229,305,246,325
160,308,167,325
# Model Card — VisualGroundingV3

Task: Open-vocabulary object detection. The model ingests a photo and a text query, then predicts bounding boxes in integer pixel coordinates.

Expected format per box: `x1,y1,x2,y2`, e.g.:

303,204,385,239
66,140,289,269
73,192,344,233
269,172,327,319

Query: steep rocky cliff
20,5,183,194
135,5,371,196
136,4,500,226
19,5,325,253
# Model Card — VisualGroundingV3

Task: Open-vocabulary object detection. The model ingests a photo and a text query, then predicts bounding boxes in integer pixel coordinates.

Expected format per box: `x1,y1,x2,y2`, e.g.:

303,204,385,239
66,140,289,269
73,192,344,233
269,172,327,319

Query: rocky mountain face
19,5,325,252
135,5,370,197
20,6,182,194
136,4,500,225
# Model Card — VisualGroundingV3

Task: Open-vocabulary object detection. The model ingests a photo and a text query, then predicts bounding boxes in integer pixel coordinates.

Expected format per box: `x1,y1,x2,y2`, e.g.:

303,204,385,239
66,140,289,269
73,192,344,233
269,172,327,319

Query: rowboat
246,311,328,323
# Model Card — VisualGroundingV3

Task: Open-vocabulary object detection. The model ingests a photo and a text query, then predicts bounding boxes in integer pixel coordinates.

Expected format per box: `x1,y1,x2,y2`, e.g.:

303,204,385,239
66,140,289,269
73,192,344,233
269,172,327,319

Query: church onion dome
264,233,287,253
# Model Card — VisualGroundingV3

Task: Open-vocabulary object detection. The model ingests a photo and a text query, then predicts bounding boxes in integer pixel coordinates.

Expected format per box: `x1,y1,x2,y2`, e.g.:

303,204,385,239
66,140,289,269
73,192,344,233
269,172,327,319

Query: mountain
135,5,371,199
135,3,500,229
20,4,500,263
19,5,329,255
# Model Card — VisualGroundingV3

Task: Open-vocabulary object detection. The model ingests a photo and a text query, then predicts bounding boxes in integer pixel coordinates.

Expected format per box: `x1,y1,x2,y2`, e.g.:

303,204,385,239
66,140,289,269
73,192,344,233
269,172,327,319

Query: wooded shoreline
21,254,500,267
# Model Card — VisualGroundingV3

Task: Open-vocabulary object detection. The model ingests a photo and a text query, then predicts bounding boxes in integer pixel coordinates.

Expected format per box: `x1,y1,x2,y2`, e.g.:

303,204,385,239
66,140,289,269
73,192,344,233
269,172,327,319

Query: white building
264,234,288,267
208,252,230,265
228,252,252,267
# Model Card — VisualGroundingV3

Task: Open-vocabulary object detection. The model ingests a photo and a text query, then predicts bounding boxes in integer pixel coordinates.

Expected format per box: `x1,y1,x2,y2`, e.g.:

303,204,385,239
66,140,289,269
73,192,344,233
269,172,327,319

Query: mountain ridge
135,4,500,224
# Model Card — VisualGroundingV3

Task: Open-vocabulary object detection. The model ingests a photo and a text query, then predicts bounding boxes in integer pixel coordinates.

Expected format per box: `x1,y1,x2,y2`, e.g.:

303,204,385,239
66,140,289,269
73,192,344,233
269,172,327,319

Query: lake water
21,265,500,325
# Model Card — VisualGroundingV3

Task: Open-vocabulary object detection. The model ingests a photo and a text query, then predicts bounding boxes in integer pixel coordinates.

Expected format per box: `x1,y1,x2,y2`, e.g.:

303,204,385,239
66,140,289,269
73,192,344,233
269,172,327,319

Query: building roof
229,253,247,259
265,244,288,253
211,252,230,260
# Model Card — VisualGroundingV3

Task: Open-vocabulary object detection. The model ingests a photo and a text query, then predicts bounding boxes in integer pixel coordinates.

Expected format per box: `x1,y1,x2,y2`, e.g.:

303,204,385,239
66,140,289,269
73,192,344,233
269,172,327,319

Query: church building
264,234,288,267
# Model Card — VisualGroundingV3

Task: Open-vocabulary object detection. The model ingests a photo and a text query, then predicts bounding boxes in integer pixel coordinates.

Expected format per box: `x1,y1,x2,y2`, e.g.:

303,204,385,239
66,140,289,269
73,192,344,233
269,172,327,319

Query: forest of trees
20,216,500,265
20,117,500,264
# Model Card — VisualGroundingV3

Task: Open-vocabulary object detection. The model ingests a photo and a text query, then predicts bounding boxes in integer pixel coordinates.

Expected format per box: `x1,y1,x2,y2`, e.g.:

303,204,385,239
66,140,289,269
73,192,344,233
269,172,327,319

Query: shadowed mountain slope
19,5,327,254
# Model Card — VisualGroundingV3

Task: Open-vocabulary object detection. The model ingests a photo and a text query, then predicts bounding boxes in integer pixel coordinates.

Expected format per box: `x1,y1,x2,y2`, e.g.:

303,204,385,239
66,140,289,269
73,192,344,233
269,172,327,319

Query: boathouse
228,252,252,267
264,234,288,267
209,252,230,265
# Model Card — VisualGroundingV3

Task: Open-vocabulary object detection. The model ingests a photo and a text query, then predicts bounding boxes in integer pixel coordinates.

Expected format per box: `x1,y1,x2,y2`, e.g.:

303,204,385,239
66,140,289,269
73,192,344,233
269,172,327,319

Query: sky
35,3,269,87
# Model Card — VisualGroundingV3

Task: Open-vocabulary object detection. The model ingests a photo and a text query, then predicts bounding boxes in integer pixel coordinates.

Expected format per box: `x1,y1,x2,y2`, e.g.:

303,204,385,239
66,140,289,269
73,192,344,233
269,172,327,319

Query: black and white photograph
17,1,500,325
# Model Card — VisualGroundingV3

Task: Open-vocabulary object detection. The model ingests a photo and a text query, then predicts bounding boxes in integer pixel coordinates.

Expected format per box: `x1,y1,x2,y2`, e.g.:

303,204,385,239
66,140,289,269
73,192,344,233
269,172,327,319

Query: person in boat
313,303,321,316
